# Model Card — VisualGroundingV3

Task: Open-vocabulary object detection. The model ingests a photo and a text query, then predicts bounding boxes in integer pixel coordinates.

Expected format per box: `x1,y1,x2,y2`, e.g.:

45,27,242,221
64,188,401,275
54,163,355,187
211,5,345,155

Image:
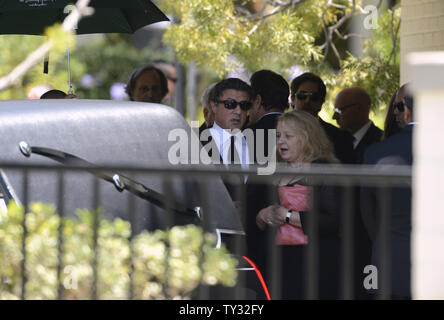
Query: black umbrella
0,0,169,92
0,0,169,34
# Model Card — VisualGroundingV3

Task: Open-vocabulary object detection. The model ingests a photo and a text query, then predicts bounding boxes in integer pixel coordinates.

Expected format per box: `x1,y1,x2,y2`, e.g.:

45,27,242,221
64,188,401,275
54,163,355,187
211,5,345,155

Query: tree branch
0,0,93,92
388,7,401,65
320,0,384,66
334,29,365,41
240,0,309,22
321,0,333,63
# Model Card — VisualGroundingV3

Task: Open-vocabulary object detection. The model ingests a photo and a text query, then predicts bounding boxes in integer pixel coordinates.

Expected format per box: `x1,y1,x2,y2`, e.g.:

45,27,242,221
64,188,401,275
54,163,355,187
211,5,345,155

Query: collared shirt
209,123,250,183
353,121,372,149
210,123,250,168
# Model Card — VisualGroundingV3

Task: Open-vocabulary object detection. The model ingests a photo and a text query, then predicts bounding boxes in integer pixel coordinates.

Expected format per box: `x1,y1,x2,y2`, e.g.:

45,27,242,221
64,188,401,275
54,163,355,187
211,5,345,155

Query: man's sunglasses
295,90,321,102
394,101,405,112
333,103,359,115
216,98,252,111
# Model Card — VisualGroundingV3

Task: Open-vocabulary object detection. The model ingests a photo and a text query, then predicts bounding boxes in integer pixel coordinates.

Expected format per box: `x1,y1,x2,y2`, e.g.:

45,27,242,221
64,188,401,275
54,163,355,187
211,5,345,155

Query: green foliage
318,8,401,128
72,35,172,99
157,0,401,127
0,0,401,128
159,0,325,76
44,24,76,57
0,34,85,100
0,202,237,300
0,33,170,100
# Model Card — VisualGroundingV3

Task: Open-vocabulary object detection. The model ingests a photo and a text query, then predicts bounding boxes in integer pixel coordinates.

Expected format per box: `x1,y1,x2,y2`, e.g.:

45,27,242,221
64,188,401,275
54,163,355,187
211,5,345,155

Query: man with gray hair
125,64,168,104
199,83,216,136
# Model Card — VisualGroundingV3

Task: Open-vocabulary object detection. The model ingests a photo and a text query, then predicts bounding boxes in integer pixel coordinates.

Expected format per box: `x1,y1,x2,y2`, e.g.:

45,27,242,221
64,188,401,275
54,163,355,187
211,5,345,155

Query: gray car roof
0,99,243,234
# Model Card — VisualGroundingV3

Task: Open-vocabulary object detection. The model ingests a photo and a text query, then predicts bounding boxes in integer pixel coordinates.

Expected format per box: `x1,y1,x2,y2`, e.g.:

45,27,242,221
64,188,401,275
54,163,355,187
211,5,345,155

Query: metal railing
0,162,412,300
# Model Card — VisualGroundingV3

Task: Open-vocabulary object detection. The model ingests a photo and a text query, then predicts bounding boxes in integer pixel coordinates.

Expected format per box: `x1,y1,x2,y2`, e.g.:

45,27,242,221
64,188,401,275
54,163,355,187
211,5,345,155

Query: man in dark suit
247,70,289,161
201,78,254,201
361,94,414,299
244,70,290,295
333,87,383,163
333,86,383,299
290,73,355,164
200,78,262,299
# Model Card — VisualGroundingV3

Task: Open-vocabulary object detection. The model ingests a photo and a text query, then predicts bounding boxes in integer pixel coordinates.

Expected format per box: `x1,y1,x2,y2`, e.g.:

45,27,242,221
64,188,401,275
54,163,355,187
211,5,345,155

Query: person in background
382,91,400,141
332,86,382,299
40,89,76,99
27,84,53,100
290,72,355,164
244,69,290,295
392,83,410,130
256,110,341,299
333,87,383,164
199,83,216,136
201,78,253,202
247,69,289,159
382,84,409,141
151,59,178,106
361,93,415,300
125,64,168,104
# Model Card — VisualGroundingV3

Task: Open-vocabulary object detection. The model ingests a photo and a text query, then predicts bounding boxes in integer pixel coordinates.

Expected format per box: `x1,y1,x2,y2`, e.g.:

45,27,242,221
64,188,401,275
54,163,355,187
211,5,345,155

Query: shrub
0,202,237,299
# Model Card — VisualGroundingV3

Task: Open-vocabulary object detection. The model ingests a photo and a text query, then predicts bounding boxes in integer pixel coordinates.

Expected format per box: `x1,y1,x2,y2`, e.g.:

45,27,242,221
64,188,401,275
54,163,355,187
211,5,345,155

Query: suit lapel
356,123,382,152
202,134,224,164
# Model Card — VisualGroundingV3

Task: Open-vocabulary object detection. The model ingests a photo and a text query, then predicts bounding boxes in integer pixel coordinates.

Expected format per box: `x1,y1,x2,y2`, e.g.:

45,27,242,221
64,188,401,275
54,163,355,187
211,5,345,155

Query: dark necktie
229,135,241,165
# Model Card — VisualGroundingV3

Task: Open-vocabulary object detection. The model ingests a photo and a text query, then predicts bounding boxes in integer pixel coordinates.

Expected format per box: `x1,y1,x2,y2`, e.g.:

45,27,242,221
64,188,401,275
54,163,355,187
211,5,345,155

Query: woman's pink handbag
276,184,311,245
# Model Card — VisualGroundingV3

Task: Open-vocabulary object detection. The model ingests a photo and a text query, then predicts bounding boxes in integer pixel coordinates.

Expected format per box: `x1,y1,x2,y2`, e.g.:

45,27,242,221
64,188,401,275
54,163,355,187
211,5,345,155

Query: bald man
333,87,383,299
333,87,383,163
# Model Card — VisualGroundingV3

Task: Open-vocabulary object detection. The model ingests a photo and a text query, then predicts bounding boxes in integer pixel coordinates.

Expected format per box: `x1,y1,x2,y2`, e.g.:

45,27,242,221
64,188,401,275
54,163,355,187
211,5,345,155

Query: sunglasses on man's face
216,98,252,111
394,101,405,112
295,90,321,102
333,103,359,115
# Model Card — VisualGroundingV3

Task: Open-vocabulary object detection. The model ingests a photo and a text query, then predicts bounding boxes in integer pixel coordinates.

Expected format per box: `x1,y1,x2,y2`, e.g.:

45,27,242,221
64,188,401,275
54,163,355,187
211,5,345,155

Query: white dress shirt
209,123,250,182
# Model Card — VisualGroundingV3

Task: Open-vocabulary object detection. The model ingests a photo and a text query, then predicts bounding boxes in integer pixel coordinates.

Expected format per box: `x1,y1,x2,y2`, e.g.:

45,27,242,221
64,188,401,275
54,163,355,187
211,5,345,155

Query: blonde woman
256,110,341,299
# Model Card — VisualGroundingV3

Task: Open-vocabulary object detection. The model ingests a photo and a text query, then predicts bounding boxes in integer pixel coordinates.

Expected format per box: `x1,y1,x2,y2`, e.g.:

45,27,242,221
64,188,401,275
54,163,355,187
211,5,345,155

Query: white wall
401,0,444,83
409,51,444,299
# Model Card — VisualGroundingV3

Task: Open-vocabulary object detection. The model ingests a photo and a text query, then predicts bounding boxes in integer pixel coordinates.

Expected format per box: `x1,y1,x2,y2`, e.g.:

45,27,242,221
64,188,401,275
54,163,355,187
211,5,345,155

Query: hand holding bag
276,184,311,245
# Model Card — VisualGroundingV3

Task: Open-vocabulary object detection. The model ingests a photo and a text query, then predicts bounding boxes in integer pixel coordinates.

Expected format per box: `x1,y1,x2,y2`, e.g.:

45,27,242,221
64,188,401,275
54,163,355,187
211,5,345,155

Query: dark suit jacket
319,118,355,164
244,113,281,291
247,113,281,163
361,124,413,298
248,113,281,131
201,131,247,202
354,122,383,164
199,122,210,137
349,122,383,298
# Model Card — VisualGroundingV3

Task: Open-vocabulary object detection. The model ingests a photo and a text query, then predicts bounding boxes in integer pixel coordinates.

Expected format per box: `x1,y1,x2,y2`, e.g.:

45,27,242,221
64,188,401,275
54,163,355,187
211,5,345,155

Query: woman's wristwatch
286,210,292,224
